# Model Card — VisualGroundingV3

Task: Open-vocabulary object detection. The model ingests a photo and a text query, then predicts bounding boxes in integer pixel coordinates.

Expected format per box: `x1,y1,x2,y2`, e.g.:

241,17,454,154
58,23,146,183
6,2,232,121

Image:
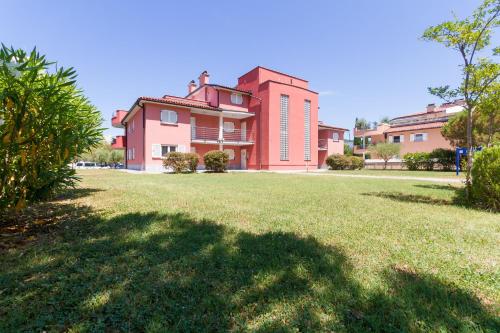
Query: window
393,135,401,143
332,132,339,142
223,121,235,133
304,100,311,161
160,110,178,124
413,133,427,142
161,145,177,156
224,149,235,160
132,148,135,160
230,93,243,105
280,95,289,161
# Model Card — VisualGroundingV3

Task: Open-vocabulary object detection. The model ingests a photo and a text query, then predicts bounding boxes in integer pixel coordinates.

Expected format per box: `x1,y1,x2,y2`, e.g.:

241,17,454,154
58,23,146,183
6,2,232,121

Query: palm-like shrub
0,45,102,211
203,150,229,172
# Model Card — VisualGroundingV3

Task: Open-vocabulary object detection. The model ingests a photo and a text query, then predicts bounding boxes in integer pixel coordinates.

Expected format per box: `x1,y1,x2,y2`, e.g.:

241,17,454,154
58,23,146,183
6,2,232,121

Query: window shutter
400,135,404,143
410,134,415,142
388,136,393,143
152,144,162,158
280,95,289,160
304,100,311,161
178,145,186,153
422,133,428,141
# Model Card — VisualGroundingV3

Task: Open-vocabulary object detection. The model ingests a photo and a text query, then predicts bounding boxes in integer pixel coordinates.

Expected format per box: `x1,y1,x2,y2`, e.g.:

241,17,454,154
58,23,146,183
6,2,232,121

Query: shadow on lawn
1,205,498,331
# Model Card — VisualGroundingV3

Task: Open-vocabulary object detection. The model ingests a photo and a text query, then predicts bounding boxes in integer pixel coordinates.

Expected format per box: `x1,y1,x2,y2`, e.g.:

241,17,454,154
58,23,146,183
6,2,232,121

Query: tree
369,143,400,169
380,116,391,124
344,143,353,156
110,149,124,165
422,0,500,197
354,118,370,130
0,45,102,211
79,140,124,166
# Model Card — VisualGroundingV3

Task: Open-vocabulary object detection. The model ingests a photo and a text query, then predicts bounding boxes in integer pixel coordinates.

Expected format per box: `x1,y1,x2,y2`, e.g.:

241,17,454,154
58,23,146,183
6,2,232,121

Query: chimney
198,70,209,86
188,80,197,94
426,103,436,113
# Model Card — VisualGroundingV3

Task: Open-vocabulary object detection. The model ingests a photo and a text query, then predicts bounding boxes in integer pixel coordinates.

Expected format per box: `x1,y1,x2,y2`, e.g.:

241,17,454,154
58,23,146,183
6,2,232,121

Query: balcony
112,110,128,128
191,126,255,145
318,139,328,150
111,135,126,149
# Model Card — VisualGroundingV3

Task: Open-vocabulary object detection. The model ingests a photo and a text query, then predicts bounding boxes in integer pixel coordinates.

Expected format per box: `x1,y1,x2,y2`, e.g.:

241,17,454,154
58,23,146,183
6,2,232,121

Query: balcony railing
318,139,328,149
191,126,255,143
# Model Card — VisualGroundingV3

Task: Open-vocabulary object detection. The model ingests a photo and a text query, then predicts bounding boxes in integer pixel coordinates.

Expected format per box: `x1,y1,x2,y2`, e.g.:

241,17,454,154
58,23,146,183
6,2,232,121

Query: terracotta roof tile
385,122,447,133
140,95,220,111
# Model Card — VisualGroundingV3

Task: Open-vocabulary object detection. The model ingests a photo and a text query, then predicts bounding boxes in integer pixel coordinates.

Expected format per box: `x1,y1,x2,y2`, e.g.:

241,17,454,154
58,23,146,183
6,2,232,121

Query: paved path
280,171,464,184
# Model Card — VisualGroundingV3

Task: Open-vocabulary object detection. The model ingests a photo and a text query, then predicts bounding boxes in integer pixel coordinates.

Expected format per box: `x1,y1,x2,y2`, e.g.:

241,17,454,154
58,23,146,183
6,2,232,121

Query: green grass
321,169,465,179
1,170,499,332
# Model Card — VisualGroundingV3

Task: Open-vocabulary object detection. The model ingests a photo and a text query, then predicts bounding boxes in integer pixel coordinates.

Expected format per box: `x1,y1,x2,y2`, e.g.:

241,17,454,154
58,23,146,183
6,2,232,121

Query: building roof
384,121,447,133
238,66,309,83
206,84,252,95
318,122,349,131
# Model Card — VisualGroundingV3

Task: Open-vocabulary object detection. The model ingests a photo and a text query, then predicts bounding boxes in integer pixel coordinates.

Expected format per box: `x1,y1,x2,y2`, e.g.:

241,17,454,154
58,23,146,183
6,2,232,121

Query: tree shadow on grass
1,208,498,332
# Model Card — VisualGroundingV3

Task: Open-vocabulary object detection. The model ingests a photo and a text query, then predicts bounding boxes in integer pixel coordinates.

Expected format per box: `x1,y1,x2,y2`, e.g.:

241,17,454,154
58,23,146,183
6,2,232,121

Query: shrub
184,153,199,172
348,156,364,170
471,146,500,211
403,152,431,171
204,150,229,172
368,143,400,169
0,46,102,211
163,152,187,173
430,148,455,171
326,154,364,170
326,154,349,170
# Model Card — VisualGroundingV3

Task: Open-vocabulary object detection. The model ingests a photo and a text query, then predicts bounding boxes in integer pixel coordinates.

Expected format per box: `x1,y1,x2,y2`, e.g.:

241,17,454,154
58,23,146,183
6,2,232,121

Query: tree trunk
466,107,473,200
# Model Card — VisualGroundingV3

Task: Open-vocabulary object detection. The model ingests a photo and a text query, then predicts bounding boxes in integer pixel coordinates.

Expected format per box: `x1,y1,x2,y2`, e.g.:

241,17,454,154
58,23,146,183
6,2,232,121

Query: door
241,149,247,169
190,117,196,140
241,121,246,141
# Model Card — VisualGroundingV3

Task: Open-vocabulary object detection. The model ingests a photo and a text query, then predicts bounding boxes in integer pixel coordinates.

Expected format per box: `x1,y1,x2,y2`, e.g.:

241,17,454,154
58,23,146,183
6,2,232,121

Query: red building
112,67,347,171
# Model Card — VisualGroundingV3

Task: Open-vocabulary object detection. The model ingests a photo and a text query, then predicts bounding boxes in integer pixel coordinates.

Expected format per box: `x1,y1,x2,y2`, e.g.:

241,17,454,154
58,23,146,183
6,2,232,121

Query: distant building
353,100,465,157
111,67,347,171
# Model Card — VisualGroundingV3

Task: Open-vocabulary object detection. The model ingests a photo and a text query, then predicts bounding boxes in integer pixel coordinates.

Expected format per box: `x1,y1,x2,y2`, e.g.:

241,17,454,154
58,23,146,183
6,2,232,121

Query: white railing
191,126,255,142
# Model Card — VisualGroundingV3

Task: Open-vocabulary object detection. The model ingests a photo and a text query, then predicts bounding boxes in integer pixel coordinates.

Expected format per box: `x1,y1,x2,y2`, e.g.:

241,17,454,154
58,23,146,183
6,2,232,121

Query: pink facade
112,67,346,171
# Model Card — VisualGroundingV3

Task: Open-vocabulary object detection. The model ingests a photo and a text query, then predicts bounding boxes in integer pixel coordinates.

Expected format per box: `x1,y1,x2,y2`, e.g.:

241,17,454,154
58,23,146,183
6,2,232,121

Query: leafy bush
0,46,102,211
184,153,199,172
203,150,229,172
430,148,455,171
162,152,199,173
326,154,364,170
348,156,364,170
326,154,349,170
163,152,187,173
368,143,400,169
471,146,500,211
403,152,431,171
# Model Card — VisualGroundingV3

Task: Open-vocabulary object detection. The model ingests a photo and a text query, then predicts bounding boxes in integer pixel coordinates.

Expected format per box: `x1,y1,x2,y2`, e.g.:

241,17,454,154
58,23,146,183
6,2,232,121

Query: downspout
249,95,263,170
141,103,146,171
124,123,128,169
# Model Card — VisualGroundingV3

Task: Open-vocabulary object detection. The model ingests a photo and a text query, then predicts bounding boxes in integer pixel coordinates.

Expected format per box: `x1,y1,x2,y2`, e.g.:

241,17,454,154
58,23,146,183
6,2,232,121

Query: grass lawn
1,170,498,332
321,169,465,179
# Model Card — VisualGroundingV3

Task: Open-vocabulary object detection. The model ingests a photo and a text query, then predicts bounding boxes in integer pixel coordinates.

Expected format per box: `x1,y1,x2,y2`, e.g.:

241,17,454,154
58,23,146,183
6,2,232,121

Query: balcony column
218,112,224,151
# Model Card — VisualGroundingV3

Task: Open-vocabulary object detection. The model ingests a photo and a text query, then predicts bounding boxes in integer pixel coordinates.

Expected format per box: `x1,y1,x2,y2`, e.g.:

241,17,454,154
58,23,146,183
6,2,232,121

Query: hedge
203,150,229,172
326,154,364,170
403,149,455,171
163,152,199,173
471,146,500,211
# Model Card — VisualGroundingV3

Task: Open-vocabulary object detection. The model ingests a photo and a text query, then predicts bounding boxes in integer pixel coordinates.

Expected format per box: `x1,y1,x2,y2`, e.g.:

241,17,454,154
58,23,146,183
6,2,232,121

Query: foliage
430,148,455,171
344,143,353,156
162,152,199,173
79,140,123,166
163,152,187,173
471,146,500,211
369,143,400,169
380,116,391,124
403,152,428,171
203,150,229,172
422,0,500,192
355,117,370,130
184,152,199,172
0,45,102,211
326,154,364,170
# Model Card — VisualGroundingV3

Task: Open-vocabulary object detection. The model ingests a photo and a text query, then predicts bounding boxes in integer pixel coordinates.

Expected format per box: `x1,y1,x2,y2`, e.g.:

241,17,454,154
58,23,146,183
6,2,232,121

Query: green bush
0,46,102,211
163,152,187,173
326,154,363,170
184,153,199,172
430,148,455,171
471,146,500,211
162,152,199,173
348,156,364,170
204,150,229,172
403,152,431,171
326,154,349,170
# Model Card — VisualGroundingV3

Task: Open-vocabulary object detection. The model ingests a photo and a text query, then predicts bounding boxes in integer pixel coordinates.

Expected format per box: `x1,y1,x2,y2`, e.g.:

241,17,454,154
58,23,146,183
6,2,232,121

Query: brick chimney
188,80,197,94
198,70,209,86
426,103,436,113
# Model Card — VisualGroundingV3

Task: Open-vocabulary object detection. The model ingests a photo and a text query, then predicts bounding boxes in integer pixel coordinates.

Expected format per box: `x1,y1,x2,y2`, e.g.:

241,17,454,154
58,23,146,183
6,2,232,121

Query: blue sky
0,1,489,138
